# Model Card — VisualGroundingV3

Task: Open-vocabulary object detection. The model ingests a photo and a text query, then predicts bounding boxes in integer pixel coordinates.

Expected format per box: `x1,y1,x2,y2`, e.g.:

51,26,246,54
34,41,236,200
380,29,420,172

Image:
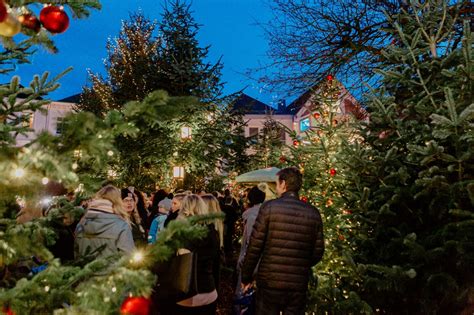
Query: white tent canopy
235,167,280,183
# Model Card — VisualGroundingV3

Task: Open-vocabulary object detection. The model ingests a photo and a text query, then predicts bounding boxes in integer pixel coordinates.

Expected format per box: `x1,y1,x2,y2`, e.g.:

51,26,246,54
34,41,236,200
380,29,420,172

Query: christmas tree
342,1,474,313
77,3,247,190
0,2,213,314
286,78,371,313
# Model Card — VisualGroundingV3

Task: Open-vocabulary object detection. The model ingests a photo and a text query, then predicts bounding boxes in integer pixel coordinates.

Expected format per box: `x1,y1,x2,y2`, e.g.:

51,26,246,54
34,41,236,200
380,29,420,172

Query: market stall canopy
235,167,280,183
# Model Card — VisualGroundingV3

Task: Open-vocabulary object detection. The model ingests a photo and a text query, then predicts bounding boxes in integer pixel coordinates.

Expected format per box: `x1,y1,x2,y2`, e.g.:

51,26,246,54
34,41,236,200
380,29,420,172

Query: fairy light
44,286,50,292
107,150,114,156
41,177,49,185
72,163,78,170
13,168,25,178
131,250,144,264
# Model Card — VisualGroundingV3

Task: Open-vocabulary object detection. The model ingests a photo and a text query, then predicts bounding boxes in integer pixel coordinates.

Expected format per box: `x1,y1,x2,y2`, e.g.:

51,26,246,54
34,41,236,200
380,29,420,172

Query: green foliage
76,4,247,190
286,80,369,313
342,1,474,313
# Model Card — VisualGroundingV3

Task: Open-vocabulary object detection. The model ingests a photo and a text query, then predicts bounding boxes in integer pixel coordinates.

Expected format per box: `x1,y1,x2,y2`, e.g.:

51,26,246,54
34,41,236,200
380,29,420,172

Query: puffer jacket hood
80,210,126,239
75,208,135,258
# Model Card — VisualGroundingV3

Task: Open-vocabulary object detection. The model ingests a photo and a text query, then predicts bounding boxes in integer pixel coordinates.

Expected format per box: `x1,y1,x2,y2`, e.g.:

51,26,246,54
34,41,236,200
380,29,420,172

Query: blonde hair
181,194,208,217
201,194,224,248
95,185,128,221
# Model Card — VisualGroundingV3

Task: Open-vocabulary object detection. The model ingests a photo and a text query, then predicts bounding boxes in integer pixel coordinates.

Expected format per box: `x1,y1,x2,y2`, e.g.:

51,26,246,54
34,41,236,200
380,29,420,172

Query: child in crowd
148,198,171,244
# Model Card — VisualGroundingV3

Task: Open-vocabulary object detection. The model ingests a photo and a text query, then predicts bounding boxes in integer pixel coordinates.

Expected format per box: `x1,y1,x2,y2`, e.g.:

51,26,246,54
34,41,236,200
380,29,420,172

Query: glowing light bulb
14,168,25,178
107,150,114,156
42,177,49,185
131,251,143,263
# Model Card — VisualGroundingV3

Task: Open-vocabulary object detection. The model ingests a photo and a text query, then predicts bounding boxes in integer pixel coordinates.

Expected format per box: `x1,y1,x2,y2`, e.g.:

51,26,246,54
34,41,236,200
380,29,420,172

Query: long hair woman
75,185,135,259
121,187,147,246
174,194,220,315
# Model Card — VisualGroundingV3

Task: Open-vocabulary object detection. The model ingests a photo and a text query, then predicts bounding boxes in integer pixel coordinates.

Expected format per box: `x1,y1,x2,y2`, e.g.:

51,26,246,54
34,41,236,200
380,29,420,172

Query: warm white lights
173,166,184,178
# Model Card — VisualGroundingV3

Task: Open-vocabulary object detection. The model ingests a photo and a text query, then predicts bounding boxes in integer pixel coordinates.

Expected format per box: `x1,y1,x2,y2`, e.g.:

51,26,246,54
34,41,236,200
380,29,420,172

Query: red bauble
40,6,69,34
301,196,308,203
338,234,345,241
2,306,15,315
293,140,299,147
326,74,333,81
0,0,7,23
313,112,320,119
19,14,41,33
120,297,151,315
279,155,286,163
330,168,336,176
378,130,389,139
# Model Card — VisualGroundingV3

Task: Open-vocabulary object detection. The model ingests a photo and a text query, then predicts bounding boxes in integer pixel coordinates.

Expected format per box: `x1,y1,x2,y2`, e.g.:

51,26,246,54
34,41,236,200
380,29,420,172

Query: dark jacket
186,224,220,295
241,191,324,291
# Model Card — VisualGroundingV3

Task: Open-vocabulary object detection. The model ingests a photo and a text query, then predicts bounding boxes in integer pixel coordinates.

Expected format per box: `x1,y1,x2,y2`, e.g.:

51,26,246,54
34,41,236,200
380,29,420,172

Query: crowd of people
17,167,325,315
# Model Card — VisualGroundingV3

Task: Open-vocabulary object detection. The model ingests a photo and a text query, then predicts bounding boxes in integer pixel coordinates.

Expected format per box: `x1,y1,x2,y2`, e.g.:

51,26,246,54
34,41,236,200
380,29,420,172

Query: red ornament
279,155,286,163
343,209,352,215
19,14,41,33
326,74,333,81
313,112,320,119
2,306,15,315
378,130,389,139
325,198,334,207
293,140,299,147
0,0,7,23
301,196,308,203
40,6,69,34
338,234,345,241
120,296,151,315
329,168,336,176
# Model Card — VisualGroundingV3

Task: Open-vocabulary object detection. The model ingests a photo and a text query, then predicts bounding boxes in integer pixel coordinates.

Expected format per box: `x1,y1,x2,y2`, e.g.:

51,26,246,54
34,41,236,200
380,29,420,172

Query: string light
107,150,114,156
13,168,25,178
41,177,49,185
131,250,144,263
72,163,78,170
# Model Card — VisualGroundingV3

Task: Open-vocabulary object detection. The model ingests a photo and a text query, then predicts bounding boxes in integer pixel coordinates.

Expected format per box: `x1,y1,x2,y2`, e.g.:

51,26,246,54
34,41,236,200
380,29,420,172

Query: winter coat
237,204,261,268
75,199,135,259
148,214,168,244
241,191,324,291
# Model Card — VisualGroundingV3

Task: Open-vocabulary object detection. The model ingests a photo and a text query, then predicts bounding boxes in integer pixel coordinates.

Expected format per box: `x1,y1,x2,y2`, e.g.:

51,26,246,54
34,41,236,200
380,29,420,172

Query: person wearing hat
148,198,172,244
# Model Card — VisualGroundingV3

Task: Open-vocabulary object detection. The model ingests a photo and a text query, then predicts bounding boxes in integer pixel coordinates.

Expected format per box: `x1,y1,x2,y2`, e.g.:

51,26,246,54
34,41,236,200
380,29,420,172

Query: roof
286,85,318,115
231,93,291,115
57,93,81,103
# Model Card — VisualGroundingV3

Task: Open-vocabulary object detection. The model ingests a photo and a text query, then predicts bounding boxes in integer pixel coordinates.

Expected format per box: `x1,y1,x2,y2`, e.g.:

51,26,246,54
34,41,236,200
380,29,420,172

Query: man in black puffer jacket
241,167,324,315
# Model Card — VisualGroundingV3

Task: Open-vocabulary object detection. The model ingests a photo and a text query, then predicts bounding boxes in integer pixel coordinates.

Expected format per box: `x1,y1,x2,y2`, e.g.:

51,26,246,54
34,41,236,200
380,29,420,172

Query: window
56,117,66,135
181,126,192,139
299,117,310,132
248,127,259,137
279,129,286,142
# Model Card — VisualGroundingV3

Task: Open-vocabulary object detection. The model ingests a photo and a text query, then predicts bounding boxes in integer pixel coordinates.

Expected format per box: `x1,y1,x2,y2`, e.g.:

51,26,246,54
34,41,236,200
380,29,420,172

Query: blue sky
11,0,283,105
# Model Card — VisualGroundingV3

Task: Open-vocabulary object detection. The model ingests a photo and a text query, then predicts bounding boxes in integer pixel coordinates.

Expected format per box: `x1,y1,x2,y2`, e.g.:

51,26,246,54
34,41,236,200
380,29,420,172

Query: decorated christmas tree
285,77,371,313
342,1,474,313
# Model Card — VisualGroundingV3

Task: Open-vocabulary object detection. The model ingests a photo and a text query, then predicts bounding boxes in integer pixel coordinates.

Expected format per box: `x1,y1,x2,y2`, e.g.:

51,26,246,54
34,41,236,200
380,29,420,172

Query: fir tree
159,0,223,102
77,5,246,190
248,113,286,169
342,1,474,313
286,79,371,313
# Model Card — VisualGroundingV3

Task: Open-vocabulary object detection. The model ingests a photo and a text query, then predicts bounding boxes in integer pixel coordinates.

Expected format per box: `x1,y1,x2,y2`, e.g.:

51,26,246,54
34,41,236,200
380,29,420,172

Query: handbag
155,250,198,300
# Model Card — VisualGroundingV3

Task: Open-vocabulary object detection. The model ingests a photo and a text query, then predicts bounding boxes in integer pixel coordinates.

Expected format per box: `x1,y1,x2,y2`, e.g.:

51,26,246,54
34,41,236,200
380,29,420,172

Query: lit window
181,126,192,139
299,117,310,132
173,166,184,178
